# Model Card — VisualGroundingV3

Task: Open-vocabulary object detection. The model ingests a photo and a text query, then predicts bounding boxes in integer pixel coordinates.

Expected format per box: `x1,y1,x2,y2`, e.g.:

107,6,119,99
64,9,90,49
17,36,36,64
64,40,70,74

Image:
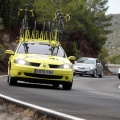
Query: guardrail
105,64,120,68
105,64,119,75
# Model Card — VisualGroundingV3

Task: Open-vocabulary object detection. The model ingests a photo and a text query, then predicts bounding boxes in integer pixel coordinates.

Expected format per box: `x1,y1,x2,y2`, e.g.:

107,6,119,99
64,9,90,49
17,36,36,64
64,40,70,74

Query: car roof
19,39,61,47
80,57,98,60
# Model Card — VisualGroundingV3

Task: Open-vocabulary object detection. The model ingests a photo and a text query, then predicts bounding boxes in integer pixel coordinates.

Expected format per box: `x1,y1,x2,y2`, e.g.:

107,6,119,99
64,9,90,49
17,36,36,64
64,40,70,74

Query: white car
73,57,104,77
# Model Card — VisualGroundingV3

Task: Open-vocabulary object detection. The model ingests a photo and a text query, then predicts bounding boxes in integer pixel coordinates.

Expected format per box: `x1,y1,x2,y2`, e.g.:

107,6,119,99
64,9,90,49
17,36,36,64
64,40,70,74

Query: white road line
118,85,120,89
79,88,120,99
0,94,85,120
0,75,85,120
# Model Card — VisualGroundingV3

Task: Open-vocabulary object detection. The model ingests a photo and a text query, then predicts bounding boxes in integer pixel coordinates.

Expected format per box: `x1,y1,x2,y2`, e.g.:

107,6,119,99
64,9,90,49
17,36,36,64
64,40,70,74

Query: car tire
73,72,75,76
118,74,120,79
8,75,17,86
79,74,83,76
99,70,104,78
91,70,97,77
63,80,73,90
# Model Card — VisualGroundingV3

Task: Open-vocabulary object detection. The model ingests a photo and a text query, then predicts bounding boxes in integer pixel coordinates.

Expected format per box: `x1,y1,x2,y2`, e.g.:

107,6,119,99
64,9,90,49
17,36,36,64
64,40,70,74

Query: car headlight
59,64,72,69
14,59,30,65
87,66,94,70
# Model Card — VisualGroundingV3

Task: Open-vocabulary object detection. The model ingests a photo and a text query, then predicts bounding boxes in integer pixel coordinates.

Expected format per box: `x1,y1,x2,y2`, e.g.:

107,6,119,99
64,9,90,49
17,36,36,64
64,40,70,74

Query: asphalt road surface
0,75,120,120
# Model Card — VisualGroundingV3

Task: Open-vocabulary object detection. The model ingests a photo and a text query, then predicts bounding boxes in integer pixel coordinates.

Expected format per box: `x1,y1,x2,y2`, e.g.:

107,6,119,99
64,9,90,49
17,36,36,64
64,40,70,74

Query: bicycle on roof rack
42,21,51,40
18,4,37,39
51,10,71,42
42,10,71,42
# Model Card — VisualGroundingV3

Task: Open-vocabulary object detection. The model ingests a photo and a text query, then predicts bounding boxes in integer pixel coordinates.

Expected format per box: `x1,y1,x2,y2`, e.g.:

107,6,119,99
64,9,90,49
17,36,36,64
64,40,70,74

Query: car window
77,58,96,64
16,42,66,57
96,60,100,63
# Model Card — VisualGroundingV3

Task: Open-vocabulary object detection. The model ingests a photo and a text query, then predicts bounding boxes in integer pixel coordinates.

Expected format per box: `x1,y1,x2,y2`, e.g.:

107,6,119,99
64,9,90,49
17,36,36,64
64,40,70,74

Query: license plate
34,69,54,75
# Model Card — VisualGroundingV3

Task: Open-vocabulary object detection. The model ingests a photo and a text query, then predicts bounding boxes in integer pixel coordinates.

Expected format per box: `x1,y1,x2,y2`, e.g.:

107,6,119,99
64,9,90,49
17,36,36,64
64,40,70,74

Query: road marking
0,94,85,120
118,85,120,89
0,74,85,120
78,88,120,99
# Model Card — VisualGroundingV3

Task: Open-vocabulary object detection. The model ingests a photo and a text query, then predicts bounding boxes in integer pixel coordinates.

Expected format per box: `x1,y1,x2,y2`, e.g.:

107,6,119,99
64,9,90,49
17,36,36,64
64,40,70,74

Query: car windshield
16,42,66,57
77,58,96,64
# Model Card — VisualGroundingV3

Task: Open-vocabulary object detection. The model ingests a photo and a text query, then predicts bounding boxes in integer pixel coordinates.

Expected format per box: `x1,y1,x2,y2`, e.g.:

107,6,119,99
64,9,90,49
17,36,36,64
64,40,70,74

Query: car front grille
29,63,60,68
49,64,60,68
75,70,87,73
30,62,40,67
24,73,63,79
77,67,85,69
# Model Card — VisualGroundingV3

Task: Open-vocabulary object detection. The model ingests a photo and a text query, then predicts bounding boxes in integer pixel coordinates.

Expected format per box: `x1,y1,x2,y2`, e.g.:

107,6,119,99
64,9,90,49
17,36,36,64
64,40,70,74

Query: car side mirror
68,56,76,61
97,63,100,66
5,50,14,55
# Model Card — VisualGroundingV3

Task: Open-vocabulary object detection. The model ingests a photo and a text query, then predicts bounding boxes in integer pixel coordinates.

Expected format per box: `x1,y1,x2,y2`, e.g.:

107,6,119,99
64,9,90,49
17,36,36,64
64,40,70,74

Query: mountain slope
104,14,120,56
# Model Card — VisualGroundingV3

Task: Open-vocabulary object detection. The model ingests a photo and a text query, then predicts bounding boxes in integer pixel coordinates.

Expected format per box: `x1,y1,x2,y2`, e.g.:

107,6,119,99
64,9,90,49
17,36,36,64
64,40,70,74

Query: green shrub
98,47,109,64
109,55,120,64
0,44,5,60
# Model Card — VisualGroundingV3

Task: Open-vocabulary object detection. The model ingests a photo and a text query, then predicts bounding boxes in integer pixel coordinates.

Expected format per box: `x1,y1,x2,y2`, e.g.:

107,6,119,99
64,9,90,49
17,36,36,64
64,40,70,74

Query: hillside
1,14,119,74
104,14,120,56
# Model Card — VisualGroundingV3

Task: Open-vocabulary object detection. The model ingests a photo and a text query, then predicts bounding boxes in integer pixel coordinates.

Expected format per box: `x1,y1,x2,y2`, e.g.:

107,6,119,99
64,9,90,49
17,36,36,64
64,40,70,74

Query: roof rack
18,6,71,47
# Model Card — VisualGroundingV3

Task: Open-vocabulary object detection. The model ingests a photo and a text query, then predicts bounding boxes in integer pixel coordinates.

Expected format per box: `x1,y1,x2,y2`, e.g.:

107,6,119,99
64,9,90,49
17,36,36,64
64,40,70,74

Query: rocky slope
104,14,120,57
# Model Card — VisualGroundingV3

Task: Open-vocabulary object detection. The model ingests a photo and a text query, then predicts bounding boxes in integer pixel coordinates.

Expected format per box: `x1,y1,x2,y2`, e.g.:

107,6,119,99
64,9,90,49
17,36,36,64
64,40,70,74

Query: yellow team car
5,39,76,90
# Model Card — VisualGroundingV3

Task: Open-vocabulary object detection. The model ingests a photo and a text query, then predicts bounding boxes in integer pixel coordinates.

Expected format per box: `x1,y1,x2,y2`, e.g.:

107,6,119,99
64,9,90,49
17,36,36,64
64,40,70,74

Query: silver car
73,57,103,77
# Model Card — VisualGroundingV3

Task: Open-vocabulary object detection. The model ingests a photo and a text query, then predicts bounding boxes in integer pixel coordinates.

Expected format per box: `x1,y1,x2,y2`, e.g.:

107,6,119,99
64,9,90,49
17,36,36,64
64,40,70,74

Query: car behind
73,57,103,77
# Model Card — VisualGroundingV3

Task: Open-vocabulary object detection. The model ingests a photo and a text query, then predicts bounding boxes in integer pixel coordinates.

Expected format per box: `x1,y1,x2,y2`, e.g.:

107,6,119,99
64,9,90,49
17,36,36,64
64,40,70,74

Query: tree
84,0,112,52
33,0,112,56
98,47,109,64
0,44,5,60
0,0,12,28
0,18,4,30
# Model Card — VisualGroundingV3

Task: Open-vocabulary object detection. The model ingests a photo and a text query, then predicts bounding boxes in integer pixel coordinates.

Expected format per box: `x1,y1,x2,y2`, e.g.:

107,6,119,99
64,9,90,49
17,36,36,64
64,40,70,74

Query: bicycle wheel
58,34,63,42
58,21,64,34
51,23,58,40
23,17,29,29
43,22,46,31
47,21,51,40
34,21,36,38
57,21,64,42
21,19,25,36
47,21,51,32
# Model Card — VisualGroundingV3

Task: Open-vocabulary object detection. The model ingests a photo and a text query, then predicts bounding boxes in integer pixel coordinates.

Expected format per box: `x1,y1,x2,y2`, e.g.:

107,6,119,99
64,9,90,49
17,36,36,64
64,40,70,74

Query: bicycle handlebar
18,5,34,17
54,10,71,22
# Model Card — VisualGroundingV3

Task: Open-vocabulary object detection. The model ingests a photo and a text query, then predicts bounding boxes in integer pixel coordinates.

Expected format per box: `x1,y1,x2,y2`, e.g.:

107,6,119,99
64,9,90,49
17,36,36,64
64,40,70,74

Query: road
0,75,120,120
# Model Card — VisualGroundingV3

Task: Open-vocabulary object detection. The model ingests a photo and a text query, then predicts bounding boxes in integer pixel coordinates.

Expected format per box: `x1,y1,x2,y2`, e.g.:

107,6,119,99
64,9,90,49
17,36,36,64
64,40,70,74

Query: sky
106,0,120,15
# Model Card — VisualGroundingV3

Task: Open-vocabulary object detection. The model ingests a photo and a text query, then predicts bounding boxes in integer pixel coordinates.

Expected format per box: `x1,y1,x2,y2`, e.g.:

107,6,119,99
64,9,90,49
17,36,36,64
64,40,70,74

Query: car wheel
91,70,97,77
53,83,59,88
99,70,104,78
79,74,83,76
8,75,17,86
118,74,120,79
73,72,75,76
63,80,73,90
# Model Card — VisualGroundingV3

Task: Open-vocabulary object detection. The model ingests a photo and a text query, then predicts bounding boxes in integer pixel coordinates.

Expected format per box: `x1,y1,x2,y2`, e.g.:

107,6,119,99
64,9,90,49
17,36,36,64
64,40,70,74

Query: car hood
74,63,95,68
13,54,70,64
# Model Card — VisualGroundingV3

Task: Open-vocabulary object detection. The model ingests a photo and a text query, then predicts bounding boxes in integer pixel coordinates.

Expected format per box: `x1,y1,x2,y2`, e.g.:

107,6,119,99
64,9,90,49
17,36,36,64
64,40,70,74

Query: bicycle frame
51,10,71,42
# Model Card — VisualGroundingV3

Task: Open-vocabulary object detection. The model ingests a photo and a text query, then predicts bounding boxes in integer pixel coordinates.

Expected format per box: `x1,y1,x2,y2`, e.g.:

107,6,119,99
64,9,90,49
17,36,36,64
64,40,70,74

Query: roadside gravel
0,105,33,120
0,97,66,120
